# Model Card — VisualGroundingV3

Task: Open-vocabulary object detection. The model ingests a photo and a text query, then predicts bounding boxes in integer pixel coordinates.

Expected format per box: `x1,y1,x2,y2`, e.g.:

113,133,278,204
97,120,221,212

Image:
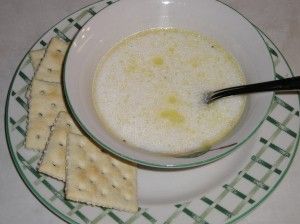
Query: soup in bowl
92,28,246,155
63,0,273,168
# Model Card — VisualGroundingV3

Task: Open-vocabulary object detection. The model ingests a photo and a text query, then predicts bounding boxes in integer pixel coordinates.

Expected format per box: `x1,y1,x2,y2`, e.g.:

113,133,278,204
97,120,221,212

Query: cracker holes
122,176,127,181
89,178,94,184
38,112,43,117
40,90,45,95
66,123,71,128
77,183,86,192
47,68,52,73
51,103,56,108
76,161,86,170
111,180,120,189
59,142,64,147
78,141,85,148
52,162,57,167
111,160,120,168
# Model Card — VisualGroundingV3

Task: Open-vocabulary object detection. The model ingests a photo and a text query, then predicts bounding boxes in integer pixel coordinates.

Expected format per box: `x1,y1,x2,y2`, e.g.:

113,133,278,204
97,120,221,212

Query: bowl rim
62,0,275,169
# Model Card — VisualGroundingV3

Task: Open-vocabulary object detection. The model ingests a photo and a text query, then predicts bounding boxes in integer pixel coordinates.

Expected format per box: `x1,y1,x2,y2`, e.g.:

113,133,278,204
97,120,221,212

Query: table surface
0,0,299,223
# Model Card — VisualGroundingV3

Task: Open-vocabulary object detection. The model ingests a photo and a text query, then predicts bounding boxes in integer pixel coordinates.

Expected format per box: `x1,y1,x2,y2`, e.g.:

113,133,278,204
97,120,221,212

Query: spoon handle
206,76,300,103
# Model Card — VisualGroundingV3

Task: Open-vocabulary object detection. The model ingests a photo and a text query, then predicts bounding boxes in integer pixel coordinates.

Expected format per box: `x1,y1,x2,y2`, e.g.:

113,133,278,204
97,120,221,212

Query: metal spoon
204,76,300,104
176,76,300,159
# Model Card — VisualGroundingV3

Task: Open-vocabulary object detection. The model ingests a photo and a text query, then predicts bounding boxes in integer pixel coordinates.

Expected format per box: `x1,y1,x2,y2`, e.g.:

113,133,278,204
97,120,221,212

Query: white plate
5,1,299,223
64,0,274,168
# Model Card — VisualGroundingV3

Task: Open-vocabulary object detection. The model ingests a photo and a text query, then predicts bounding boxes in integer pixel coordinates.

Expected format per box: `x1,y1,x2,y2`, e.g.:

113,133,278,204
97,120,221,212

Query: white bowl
63,0,273,168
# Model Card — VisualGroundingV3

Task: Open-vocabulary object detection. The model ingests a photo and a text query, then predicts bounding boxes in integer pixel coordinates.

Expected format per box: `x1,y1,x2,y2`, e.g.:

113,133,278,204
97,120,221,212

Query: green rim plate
5,0,299,223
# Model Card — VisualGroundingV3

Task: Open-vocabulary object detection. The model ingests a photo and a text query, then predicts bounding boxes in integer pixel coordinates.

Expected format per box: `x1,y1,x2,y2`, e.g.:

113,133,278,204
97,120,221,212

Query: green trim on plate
4,0,299,224
5,1,121,224
225,25,299,224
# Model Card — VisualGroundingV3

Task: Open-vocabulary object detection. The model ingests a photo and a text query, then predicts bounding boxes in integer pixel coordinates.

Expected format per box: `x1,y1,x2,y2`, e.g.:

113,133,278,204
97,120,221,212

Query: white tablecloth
0,0,299,223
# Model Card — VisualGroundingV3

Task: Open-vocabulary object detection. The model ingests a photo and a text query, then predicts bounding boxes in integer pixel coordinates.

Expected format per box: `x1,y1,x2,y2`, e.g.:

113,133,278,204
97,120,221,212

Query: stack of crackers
25,37,138,213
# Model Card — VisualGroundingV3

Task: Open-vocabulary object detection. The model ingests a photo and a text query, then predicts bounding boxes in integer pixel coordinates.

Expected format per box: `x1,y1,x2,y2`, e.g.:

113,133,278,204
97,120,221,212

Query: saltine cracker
25,79,66,150
65,133,138,212
38,112,81,180
34,37,69,83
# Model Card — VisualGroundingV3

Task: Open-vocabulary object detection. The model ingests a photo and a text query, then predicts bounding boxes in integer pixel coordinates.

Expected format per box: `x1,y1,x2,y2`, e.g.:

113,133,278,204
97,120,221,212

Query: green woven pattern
5,1,298,224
